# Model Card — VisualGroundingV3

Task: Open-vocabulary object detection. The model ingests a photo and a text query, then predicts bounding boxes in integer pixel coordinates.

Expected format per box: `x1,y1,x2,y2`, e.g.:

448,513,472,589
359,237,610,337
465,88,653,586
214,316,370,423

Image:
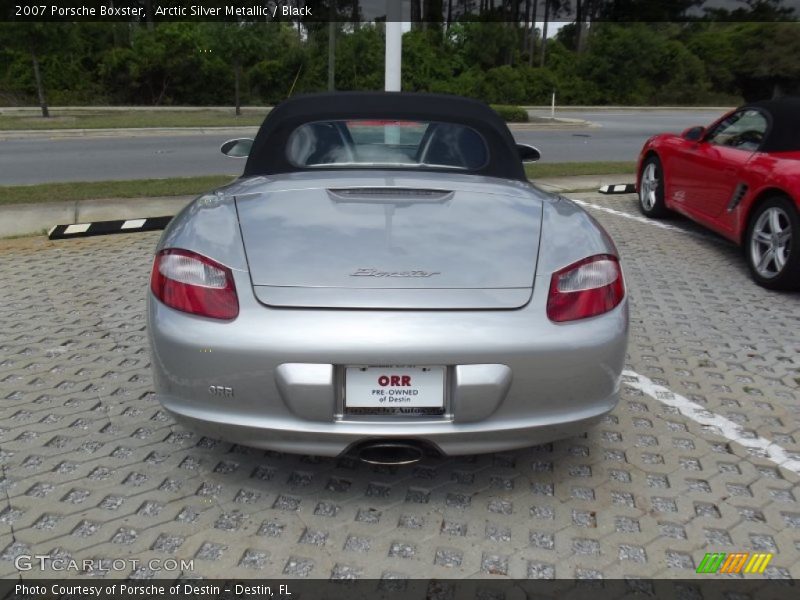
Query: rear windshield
286,119,489,171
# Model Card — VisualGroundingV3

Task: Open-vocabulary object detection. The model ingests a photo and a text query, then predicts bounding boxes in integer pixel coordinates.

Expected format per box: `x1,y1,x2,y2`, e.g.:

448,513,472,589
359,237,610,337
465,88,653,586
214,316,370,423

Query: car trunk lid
236,183,542,309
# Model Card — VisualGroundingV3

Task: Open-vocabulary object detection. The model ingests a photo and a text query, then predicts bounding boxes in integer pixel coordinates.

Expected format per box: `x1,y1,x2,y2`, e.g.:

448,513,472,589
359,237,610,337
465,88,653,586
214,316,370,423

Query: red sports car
636,97,800,290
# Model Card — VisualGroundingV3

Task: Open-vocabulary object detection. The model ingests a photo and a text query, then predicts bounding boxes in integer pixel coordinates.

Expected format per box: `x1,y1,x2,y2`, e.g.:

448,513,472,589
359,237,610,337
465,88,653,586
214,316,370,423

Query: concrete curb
514,118,596,129
0,195,194,239
0,174,637,239
533,174,636,194
521,105,735,111
0,127,260,140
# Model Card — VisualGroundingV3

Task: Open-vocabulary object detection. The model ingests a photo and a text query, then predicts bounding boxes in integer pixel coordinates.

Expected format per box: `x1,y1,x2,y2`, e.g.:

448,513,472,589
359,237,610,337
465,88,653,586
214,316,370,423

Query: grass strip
0,106,533,129
0,162,636,206
0,110,265,130
0,175,234,205
525,161,636,179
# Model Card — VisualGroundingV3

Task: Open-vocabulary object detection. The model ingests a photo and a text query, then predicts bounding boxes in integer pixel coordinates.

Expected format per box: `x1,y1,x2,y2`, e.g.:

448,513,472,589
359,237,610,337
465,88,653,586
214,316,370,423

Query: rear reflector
547,255,624,322
150,249,239,320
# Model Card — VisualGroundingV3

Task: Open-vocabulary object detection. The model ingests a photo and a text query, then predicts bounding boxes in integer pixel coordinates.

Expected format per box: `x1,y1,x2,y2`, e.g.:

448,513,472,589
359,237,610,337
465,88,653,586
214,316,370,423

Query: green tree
204,23,263,114
247,24,307,103
729,22,800,100
98,23,215,105
336,25,384,91
570,23,707,105
4,18,797,110
704,0,794,20
0,23,71,116
449,22,519,70
685,23,738,99
402,28,462,92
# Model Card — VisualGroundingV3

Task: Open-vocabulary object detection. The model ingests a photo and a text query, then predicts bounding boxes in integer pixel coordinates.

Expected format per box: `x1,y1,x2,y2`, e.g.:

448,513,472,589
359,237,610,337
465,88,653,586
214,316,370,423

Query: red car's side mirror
682,126,705,142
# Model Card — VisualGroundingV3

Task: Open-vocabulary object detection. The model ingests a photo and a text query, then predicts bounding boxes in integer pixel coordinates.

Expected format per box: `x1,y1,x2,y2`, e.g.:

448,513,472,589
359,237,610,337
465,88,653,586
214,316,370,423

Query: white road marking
63,223,91,235
570,198,721,242
624,370,800,478
571,198,681,231
582,195,796,474
121,219,146,229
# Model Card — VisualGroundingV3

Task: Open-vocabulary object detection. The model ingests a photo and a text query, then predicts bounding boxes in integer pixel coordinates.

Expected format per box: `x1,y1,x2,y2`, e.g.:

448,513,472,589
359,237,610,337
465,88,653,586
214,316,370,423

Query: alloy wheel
640,162,659,211
750,206,792,279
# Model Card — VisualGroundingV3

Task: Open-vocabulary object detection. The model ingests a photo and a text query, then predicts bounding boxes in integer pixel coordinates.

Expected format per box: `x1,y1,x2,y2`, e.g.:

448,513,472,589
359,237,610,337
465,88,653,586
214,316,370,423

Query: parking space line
570,197,721,242
624,370,800,478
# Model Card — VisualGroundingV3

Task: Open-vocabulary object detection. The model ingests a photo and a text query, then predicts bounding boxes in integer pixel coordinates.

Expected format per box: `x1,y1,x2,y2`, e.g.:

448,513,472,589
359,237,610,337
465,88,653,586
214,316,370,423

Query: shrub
490,104,529,122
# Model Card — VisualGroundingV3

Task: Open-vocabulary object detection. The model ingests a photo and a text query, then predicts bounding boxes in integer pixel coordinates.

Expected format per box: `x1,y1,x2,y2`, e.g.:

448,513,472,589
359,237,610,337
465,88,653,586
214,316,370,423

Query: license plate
345,366,445,415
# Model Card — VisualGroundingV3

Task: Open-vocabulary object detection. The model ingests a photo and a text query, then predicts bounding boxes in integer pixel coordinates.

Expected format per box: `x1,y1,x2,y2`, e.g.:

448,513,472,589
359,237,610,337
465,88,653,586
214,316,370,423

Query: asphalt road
0,109,728,185
517,108,726,162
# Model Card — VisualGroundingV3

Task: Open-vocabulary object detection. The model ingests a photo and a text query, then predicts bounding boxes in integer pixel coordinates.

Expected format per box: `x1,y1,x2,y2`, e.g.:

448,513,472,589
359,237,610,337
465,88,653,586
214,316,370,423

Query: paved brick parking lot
1,191,798,581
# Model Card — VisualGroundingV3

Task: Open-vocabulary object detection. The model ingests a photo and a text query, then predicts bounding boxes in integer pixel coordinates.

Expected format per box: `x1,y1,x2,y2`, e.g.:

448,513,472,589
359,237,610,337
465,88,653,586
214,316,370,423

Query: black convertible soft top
745,96,800,153
243,91,526,180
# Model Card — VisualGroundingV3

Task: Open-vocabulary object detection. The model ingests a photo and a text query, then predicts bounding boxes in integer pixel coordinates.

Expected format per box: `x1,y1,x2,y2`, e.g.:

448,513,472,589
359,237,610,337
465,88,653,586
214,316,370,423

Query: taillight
150,249,239,320
547,255,624,322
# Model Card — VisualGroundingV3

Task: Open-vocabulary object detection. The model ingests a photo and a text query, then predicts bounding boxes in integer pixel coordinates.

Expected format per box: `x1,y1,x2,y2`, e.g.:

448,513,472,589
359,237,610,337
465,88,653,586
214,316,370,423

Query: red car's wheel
745,196,800,291
638,156,669,218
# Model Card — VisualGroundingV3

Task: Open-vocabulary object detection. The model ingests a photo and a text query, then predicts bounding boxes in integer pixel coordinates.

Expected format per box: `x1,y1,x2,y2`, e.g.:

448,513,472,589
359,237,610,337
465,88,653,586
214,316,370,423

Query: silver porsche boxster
147,92,628,464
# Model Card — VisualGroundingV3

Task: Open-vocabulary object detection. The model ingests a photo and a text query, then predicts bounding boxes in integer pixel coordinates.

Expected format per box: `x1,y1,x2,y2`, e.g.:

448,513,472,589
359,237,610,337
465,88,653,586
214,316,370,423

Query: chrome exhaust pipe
357,442,424,466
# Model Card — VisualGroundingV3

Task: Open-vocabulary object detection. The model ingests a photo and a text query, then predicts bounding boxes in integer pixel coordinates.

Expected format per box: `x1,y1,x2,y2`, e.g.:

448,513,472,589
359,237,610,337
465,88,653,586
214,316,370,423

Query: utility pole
385,0,402,91
384,0,403,147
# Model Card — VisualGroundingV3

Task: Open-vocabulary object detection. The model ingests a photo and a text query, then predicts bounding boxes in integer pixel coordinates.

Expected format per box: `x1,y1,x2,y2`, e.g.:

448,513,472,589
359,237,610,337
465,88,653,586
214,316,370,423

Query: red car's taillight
547,254,624,322
150,249,239,320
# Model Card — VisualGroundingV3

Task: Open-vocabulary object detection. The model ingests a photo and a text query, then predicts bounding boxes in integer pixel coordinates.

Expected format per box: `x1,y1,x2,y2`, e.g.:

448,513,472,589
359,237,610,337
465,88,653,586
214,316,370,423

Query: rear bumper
148,268,628,457
161,392,617,456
